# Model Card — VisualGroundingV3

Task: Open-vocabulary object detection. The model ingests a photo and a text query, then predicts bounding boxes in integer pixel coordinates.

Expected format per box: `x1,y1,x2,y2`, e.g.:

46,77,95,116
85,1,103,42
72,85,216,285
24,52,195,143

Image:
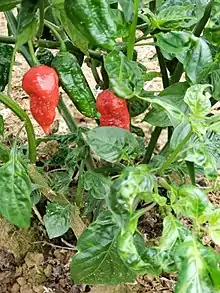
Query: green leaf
52,0,89,55
84,171,111,199
170,121,191,150
16,0,38,48
0,0,21,11
119,0,134,23
0,143,10,163
109,165,155,228
154,5,196,30
0,150,32,228
87,127,140,163
157,32,213,84
0,44,14,91
44,202,71,239
173,185,211,219
70,211,137,284
0,114,4,135
208,209,220,246
184,84,211,118
156,31,191,55
160,215,191,252
118,212,162,274
127,95,149,117
144,82,189,127
174,239,220,293
210,67,220,101
104,50,144,98
183,36,213,84
204,0,220,46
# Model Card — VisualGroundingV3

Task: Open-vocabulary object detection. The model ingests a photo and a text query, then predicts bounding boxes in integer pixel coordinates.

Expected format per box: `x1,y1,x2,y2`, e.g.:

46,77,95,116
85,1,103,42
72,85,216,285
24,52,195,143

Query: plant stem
37,0,45,38
134,42,156,46
28,41,39,65
193,0,213,37
127,0,139,60
7,46,17,96
44,20,66,52
143,46,169,163
143,127,162,163
57,95,78,133
186,160,196,185
0,93,36,164
0,35,103,61
159,131,192,174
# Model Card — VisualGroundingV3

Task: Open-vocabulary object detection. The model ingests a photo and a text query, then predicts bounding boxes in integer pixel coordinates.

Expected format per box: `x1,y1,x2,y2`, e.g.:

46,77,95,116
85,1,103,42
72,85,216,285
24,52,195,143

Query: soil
0,11,219,293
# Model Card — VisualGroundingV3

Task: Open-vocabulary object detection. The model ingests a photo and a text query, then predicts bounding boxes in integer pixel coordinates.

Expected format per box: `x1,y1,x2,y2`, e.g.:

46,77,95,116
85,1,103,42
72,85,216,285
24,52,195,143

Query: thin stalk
144,127,162,163
0,35,103,61
44,20,66,52
127,0,139,60
159,131,192,174
57,95,78,133
28,41,39,65
186,160,196,185
37,0,45,38
0,93,36,164
134,42,156,46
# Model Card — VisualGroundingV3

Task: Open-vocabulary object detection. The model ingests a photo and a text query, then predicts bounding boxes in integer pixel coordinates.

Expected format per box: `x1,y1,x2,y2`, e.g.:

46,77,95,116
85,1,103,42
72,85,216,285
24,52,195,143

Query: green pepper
0,44,13,92
52,51,98,118
64,0,117,50
36,48,54,66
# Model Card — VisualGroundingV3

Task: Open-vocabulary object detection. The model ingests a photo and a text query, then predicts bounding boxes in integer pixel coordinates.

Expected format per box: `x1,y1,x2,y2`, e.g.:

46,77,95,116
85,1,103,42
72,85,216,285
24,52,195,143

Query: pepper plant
0,0,220,291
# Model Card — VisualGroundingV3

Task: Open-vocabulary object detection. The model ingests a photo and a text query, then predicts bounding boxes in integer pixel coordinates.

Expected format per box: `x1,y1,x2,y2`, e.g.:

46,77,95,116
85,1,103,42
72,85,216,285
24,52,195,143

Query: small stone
59,278,66,288
44,264,52,278
25,253,44,268
15,266,22,278
32,285,44,293
17,277,26,286
10,283,20,293
20,284,33,293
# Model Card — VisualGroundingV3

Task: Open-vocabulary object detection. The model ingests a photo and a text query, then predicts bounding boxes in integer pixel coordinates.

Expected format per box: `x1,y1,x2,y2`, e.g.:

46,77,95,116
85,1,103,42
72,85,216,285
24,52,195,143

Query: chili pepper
96,90,130,131
22,65,59,135
0,43,13,92
64,0,117,50
36,48,54,66
52,51,98,118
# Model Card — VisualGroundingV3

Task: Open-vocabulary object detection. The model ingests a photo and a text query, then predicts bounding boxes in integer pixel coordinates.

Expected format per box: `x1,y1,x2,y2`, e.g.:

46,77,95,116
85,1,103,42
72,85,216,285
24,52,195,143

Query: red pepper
96,90,130,131
22,65,59,135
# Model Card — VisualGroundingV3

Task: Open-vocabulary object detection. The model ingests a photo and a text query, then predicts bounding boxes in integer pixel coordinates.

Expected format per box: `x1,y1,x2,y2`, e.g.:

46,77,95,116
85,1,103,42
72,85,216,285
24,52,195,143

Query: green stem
44,20,66,52
127,0,139,60
37,0,45,38
143,45,169,163
0,35,103,61
91,59,102,86
57,95,78,133
159,131,192,174
28,41,39,65
134,42,155,46
193,0,213,37
143,127,162,163
186,160,196,185
7,46,17,96
0,93,36,164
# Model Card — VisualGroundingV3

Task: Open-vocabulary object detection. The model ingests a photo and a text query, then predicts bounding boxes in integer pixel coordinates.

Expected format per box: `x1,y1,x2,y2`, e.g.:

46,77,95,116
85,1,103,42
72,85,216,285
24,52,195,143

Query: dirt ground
0,12,219,293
